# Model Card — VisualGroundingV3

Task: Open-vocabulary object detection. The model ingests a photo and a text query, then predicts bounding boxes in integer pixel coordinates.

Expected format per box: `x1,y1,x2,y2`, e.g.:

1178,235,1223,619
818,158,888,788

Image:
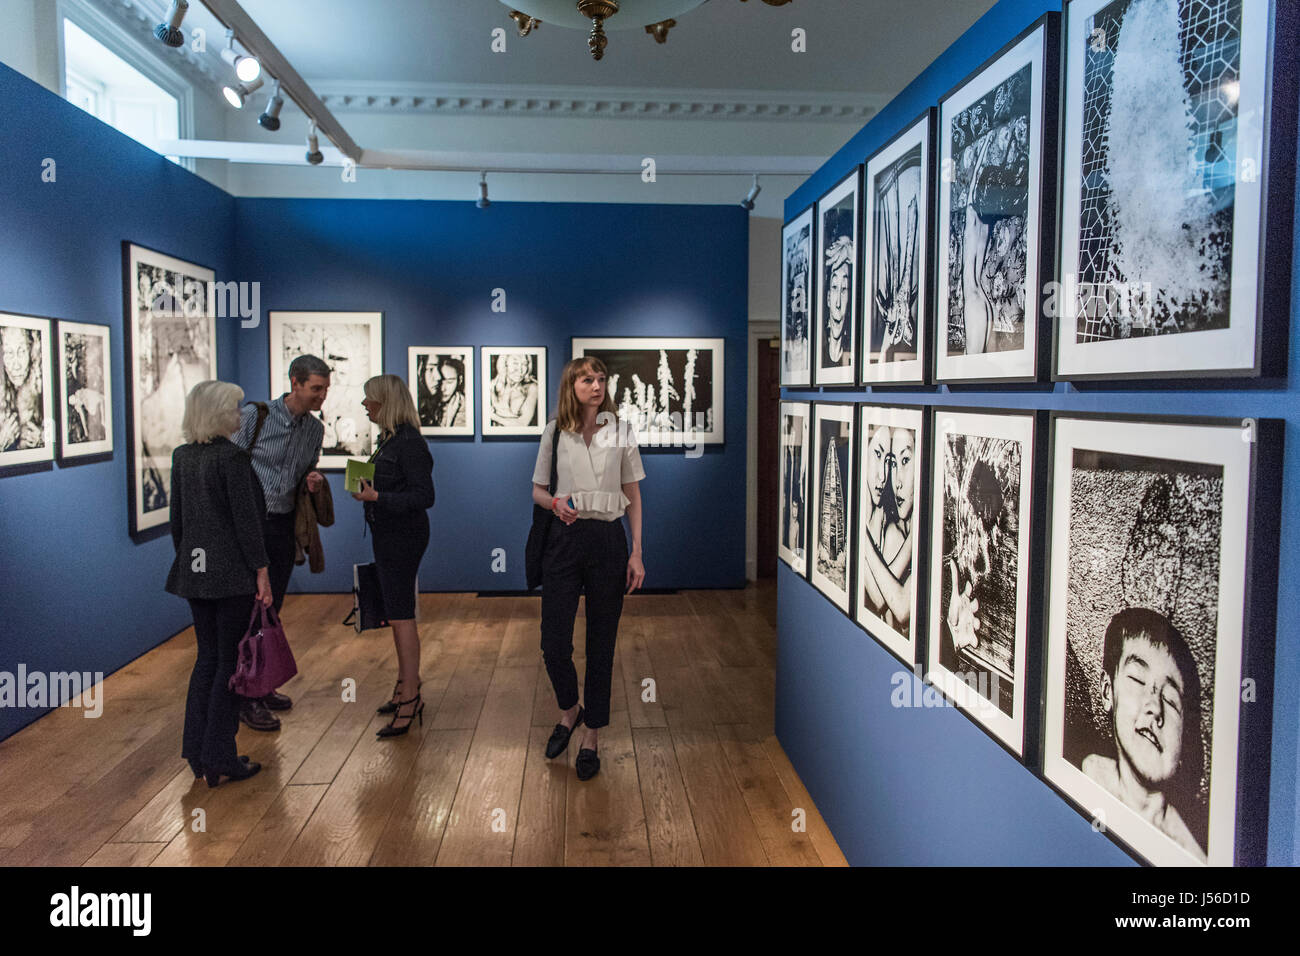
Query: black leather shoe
262,691,293,711
544,706,584,759
188,755,250,779
205,759,262,788
575,748,600,781
240,698,281,732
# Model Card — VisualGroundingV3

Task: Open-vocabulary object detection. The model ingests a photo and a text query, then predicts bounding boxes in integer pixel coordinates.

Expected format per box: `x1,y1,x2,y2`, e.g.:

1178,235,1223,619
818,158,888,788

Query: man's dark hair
1102,607,1204,795
288,354,331,384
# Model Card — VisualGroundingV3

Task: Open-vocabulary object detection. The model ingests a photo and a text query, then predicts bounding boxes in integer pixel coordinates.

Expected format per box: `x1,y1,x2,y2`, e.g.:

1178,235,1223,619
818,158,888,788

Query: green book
345,458,375,493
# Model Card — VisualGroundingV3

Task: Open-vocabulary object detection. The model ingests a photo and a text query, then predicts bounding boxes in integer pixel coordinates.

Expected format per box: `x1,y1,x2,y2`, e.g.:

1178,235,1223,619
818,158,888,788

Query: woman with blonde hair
166,380,272,787
352,373,435,737
532,357,645,781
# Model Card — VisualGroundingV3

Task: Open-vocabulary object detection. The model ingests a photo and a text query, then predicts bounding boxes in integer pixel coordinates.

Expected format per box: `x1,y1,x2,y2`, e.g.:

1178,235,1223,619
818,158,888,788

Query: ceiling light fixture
222,75,264,109
258,81,284,131
740,174,761,211
477,172,491,208
154,0,189,48
221,28,261,83
306,122,324,165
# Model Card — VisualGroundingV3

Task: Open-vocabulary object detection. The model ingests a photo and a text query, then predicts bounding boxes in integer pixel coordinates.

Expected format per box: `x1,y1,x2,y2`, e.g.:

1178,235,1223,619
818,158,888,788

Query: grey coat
165,438,270,600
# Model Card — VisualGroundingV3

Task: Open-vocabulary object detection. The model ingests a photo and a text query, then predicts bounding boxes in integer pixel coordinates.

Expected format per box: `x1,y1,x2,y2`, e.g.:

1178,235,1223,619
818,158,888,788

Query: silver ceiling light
221,28,261,83
222,75,264,109
154,0,189,48
258,81,284,131
740,174,761,211
477,172,491,208
306,122,324,165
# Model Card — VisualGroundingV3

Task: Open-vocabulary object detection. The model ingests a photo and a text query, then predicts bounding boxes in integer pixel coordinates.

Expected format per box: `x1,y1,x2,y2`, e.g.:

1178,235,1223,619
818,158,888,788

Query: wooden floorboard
0,582,844,866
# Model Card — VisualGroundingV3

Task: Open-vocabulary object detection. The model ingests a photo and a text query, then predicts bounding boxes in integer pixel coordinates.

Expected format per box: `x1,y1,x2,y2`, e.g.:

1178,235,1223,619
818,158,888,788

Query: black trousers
263,510,297,613
183,593,255,773
540,517,629,730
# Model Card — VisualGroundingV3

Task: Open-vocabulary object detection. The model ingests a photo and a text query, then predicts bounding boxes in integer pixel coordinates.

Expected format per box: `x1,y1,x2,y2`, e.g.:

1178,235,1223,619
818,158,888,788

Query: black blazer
364,423,435,532
165,438,269,600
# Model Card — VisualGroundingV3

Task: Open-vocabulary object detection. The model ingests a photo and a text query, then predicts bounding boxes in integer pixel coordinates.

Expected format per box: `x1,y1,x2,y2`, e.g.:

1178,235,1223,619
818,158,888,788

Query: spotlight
306,122,324,165
740,174,762,211
222,75,264,109
221,29,261,83
259,82,284,131
477,171,490,209
154,0,189,48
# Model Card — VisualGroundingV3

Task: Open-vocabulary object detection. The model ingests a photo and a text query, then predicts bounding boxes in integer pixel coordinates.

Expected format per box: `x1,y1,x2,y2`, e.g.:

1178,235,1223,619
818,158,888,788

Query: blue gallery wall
777,0,1300,864
230,198,749,594
0,62,237,740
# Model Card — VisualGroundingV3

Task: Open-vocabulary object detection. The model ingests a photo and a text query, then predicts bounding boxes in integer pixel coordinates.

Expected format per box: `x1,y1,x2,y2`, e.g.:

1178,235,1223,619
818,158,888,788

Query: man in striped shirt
232,354,329,731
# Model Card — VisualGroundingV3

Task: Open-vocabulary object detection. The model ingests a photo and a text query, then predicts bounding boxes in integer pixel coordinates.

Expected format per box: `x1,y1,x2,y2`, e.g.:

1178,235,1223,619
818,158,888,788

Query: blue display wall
0,60,749,742
777,0,1300,865
230,197,748,596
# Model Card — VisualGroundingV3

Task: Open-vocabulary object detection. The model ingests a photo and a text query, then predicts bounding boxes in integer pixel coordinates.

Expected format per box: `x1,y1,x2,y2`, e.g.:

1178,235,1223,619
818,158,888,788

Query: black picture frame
813,166,864,389
0,310,58,476
777,400,813,577
55,318,112,464
781,204,816,389
807,401,857,617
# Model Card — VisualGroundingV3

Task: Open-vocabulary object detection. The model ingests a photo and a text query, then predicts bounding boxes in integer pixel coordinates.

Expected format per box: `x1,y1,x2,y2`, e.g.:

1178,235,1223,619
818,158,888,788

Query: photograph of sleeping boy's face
1103,634,1187,788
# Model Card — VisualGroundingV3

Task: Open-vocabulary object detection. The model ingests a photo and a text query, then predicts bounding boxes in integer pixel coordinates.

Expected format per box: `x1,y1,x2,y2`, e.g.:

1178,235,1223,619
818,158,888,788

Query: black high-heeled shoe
377,694,423,738
205,759,262,788
377,680,422,714
544,706,584,759
189,754,251,779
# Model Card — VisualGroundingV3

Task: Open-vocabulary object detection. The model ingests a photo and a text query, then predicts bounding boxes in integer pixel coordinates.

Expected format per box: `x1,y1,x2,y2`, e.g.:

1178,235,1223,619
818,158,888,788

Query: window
60,14,189,166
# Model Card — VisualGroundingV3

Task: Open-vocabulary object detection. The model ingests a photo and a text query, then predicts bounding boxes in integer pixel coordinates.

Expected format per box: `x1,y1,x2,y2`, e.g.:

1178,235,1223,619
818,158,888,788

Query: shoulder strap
548,423,560,495
249,402,270,450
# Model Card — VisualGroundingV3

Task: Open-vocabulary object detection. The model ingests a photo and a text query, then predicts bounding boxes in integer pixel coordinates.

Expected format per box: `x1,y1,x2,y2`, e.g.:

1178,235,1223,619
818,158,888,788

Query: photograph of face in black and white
0,313,54,468
482,347,546,437
58,321,112,458
573,338,723,445
778,402,810,575
1057,0,1270,377
855,408,923,661
814,172,859,386
409,346,473,437
864,114,931,384
809,404,854,612
126,245,215,531
271,312,380,467
781,210,813,386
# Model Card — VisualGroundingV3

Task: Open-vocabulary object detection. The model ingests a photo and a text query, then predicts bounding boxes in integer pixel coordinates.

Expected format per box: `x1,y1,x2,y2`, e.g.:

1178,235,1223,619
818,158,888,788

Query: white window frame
56,0,196,171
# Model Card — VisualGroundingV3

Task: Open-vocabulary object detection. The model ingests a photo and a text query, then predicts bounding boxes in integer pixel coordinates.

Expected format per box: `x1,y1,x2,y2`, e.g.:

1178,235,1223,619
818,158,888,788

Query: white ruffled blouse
532,419,646,521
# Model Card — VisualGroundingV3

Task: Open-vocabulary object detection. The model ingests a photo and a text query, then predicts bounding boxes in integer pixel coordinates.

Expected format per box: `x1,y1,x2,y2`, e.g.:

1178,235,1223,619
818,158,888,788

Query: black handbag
525,425,562,590
343,562,389,632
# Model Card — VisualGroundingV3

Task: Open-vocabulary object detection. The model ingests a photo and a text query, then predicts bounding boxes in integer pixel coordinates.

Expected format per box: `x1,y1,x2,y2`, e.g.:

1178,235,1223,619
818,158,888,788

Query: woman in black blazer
166,380,273,787
352,373,435,737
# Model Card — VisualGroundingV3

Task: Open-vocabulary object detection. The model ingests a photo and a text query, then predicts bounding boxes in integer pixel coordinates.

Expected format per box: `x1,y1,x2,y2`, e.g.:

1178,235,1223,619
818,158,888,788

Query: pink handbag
229,602,298,698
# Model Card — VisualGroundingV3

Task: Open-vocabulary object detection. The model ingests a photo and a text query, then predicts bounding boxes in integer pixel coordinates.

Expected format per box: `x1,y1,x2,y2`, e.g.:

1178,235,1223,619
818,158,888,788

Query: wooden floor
0,584,845,867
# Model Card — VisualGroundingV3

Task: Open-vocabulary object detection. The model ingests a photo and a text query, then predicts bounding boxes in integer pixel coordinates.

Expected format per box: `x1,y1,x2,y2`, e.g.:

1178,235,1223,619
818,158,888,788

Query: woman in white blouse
532,356,646,781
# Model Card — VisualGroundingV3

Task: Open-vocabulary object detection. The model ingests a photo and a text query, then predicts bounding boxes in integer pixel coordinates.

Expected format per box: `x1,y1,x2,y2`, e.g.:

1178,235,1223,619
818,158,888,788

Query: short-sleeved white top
532,418,646,521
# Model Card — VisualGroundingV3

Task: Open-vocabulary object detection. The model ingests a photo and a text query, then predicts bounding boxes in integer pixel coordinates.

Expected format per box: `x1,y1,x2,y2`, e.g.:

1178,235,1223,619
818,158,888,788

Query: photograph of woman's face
2,327,31,388
867,425,891,507
890,427,915,521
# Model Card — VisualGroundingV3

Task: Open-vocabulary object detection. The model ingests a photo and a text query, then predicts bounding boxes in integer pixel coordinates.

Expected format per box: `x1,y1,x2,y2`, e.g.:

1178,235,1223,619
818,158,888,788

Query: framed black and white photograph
123,242,216,533
862,111,934,385
814,169,861,386
781,207,814,388
0,312,55,469
482,346,547,437
269,311,382,469
935,15,1058,383
927,408,1036,754
1043,414,1270,866
572,337,723,446
1056,0,1279,379
809,403,855,614
408,346,473,437
57,320,112,460
778,401,811,576
855,405,925,664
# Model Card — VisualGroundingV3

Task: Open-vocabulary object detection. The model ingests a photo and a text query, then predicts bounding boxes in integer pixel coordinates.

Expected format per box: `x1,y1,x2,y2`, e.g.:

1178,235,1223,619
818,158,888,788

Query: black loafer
262,691,293,711
575,748,600,781
544,706,584,759
240,698,281,732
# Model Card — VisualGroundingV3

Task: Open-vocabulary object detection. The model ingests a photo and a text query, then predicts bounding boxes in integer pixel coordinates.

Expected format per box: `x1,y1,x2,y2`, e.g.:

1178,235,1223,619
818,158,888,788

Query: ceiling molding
96,0,220,84
312,81,885,123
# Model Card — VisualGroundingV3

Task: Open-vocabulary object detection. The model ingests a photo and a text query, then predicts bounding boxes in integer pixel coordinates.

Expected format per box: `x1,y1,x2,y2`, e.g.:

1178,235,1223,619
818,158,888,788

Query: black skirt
370,513,429,621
